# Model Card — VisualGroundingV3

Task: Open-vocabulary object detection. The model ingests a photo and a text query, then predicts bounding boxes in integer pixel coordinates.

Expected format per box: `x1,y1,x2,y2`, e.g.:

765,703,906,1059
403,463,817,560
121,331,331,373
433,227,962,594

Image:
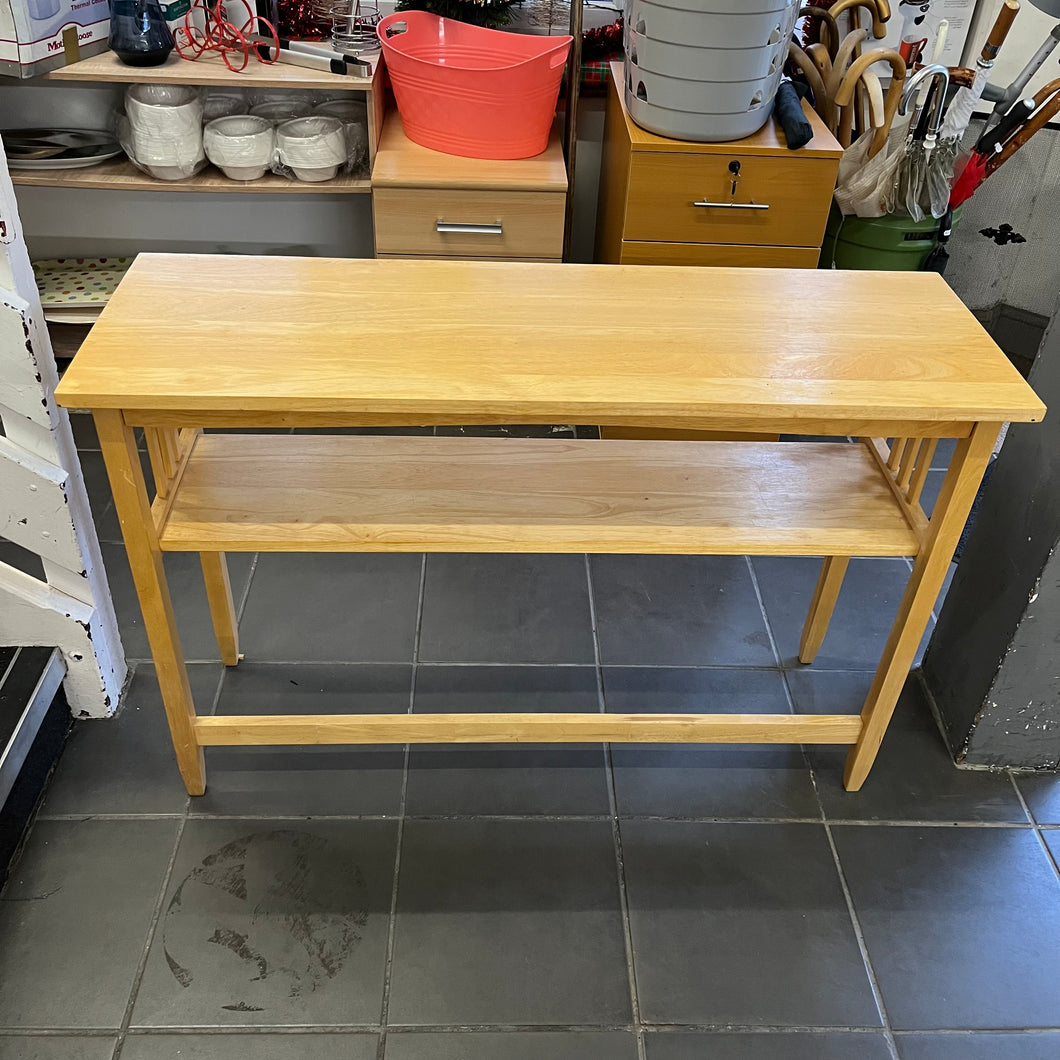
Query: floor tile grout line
744,556,784,672
772,555,900,1056
108,814,189,1060
374,553,426,1060
1010,774,1060,886
13,1023,1060,1038
585,554,647,1060
27,811,1041,827
820,812,901,1060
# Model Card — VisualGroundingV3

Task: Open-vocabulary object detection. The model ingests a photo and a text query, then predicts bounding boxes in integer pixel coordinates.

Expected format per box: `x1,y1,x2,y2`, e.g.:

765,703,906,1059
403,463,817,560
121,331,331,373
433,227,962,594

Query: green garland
395,0,523,28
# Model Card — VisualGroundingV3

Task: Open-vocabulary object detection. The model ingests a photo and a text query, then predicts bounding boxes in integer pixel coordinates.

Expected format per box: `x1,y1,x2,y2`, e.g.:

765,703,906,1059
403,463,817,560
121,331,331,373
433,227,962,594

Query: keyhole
728,160,741,196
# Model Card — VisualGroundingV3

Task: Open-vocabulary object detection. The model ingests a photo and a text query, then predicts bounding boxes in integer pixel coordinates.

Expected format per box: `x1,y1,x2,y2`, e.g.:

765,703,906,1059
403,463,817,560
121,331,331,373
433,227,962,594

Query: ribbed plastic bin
626,0,796,49
623,0,797,142
819,206,962,270
377,12,571,160
626,26,785,82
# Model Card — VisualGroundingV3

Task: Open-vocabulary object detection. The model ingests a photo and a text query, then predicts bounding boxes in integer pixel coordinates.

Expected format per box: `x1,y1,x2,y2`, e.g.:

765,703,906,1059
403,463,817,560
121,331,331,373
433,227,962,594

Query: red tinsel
277,0,327,39
582,16,622,61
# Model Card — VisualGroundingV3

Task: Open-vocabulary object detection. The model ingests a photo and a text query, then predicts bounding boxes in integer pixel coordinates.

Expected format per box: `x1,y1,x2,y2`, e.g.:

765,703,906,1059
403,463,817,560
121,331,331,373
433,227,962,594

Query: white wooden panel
0,296,51,428
1,132,127,718
0,562,116,716
0,436,84,572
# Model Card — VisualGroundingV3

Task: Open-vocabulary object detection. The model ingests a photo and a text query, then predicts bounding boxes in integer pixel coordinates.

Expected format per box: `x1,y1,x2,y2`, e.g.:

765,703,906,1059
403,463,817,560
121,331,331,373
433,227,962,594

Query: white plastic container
626,63,782,115
626,28,784,83
125,84,204,180
249,100,314,124
204,115,275,181
625,0,796,50
625,90,775,142
276,116,346,182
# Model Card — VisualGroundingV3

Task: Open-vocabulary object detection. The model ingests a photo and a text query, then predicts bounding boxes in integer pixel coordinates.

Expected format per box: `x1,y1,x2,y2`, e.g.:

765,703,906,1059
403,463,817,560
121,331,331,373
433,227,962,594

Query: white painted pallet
0,134,126,720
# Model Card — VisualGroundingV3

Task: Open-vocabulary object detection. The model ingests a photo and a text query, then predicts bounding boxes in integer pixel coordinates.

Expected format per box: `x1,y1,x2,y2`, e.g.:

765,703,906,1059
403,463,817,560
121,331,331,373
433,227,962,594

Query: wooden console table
54,256,1045,796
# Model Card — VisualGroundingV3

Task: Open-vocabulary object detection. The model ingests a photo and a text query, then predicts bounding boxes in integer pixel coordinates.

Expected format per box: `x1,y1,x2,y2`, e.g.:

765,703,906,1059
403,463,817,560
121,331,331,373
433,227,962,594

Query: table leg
799,556,850,664
94,409,206,796
201,552,240,666
844,421,1000,790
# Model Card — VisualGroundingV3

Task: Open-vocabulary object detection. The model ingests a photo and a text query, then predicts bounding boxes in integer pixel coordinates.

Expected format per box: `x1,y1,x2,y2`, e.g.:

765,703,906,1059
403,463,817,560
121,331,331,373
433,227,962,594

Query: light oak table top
55,255,1045,433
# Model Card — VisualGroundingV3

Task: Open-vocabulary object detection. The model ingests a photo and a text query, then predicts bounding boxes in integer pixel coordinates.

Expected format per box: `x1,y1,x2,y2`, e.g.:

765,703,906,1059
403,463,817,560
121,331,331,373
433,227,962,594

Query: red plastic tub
377,11,572,160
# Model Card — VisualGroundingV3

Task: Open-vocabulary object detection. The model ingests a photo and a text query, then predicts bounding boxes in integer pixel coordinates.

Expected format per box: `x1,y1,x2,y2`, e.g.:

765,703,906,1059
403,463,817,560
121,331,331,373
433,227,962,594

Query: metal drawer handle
436,221,504,234
692,200,770,210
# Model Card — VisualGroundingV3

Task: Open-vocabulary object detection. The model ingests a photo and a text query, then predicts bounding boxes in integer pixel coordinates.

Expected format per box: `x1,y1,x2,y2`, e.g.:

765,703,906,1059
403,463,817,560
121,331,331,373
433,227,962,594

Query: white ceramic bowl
276,116,345,181
219,164,270,180
141,163,198,180
203,94,247,121
126,84,204,169
204,115,275,179
249,100,313,124
290,164,341,181
313,98,368,123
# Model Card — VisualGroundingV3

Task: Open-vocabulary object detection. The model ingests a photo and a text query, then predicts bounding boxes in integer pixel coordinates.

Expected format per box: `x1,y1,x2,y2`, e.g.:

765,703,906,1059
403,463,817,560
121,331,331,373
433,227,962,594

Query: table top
55,254,1046,430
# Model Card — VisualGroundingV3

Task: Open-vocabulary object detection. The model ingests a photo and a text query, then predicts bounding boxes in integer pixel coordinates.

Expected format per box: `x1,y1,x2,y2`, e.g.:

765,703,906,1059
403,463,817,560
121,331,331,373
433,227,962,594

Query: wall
944,0,1060,316
922,292,1060,768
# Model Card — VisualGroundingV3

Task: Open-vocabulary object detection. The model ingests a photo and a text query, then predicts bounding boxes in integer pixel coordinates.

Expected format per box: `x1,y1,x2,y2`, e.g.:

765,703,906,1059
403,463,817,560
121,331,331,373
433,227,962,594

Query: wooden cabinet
372,112,567,261
596,61,842,267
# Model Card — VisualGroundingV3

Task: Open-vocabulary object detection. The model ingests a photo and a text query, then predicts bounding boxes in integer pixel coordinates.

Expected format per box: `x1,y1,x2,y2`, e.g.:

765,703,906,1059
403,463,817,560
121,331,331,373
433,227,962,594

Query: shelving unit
12,157,370,194
46,49,375,91
11,49,386,196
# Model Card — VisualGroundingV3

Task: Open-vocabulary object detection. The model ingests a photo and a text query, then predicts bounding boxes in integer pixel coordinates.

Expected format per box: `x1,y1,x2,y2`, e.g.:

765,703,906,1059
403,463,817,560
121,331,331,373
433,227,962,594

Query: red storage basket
377,12,572,160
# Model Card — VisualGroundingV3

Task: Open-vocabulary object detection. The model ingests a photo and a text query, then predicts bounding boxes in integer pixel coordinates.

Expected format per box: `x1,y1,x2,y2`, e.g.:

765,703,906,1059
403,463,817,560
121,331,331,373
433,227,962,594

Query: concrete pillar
922,298,1060,769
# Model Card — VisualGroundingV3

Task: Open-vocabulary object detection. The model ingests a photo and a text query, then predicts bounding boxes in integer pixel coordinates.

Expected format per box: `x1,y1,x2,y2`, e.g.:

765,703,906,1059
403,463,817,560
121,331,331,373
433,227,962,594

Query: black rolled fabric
775,81,814,150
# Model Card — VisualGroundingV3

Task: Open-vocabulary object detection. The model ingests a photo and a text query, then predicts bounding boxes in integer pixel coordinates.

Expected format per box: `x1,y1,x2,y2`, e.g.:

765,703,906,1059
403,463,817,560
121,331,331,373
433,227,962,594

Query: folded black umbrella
775,80,814,150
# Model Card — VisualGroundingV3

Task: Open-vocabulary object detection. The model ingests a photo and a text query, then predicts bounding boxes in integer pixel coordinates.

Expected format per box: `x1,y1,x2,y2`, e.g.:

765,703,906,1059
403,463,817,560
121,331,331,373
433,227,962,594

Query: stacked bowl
125,84,204,179
276,116,346,182
203,115,275,181
624,0,798,141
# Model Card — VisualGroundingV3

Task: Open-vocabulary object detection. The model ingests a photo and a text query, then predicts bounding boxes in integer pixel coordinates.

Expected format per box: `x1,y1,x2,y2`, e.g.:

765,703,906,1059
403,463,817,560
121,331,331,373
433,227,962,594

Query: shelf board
47,48,376,91
11,157,371,193
155,434,923,556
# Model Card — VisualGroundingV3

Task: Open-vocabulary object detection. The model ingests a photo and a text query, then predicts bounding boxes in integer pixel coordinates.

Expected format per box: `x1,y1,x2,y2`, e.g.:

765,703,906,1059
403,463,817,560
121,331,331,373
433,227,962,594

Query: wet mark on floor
161,830,369,1012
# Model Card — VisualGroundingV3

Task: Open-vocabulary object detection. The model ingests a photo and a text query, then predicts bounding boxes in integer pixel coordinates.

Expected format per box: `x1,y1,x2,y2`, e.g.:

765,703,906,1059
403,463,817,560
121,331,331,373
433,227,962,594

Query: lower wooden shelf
154,434,923,556
11,157,371,194
195,711,864,746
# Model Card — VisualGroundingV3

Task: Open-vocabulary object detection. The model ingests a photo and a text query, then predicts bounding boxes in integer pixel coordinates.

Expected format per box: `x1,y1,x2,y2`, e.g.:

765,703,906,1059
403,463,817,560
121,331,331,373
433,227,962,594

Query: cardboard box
0,0,110,79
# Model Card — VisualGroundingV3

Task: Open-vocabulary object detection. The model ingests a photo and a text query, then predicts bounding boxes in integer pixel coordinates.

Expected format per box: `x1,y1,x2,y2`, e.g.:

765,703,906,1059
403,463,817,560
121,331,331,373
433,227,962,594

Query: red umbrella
949,96,1035,207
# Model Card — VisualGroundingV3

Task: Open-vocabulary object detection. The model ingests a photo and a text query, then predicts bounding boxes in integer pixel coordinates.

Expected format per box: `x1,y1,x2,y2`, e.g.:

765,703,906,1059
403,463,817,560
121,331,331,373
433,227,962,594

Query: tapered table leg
94,409,206,795
844,421,1000,791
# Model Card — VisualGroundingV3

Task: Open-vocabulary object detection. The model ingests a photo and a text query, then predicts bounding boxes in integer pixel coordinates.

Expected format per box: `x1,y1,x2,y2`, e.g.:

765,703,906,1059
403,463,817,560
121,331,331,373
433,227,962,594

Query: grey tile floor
1,420,1059,1060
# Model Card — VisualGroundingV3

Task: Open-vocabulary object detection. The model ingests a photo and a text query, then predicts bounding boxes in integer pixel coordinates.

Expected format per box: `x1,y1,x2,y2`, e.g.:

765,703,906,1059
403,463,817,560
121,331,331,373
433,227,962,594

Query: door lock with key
692,158,770,211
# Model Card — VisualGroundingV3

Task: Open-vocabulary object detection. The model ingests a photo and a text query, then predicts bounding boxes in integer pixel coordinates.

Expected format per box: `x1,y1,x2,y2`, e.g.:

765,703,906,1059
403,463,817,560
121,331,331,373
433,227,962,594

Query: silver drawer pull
436,221,504,234
692,200,770,210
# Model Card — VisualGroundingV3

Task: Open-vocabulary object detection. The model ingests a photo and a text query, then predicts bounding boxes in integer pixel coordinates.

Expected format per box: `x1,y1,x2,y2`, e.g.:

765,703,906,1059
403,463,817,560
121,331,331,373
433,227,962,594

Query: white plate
8,148,124,170
43,306,106,324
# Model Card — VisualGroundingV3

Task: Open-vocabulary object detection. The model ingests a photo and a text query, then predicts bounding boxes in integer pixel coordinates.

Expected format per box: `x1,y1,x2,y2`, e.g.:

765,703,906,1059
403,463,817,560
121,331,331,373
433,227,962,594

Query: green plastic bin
819,204,961,270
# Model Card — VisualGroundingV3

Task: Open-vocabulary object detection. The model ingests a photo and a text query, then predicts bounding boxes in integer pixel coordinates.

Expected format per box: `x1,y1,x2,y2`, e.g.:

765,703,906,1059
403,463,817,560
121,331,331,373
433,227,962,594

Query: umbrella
831,49,908,216
834,47,906,148
887,64,948,220
922,204,955,272
985,79,1060,174
926,1,1021,218
949,97,1035,208
939,1,1021,146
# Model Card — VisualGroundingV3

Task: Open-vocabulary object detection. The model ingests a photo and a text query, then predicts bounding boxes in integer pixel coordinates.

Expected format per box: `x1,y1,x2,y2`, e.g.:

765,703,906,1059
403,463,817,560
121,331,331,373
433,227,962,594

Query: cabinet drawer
374,188,565,258
619,241,820,268
624,152,837,247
